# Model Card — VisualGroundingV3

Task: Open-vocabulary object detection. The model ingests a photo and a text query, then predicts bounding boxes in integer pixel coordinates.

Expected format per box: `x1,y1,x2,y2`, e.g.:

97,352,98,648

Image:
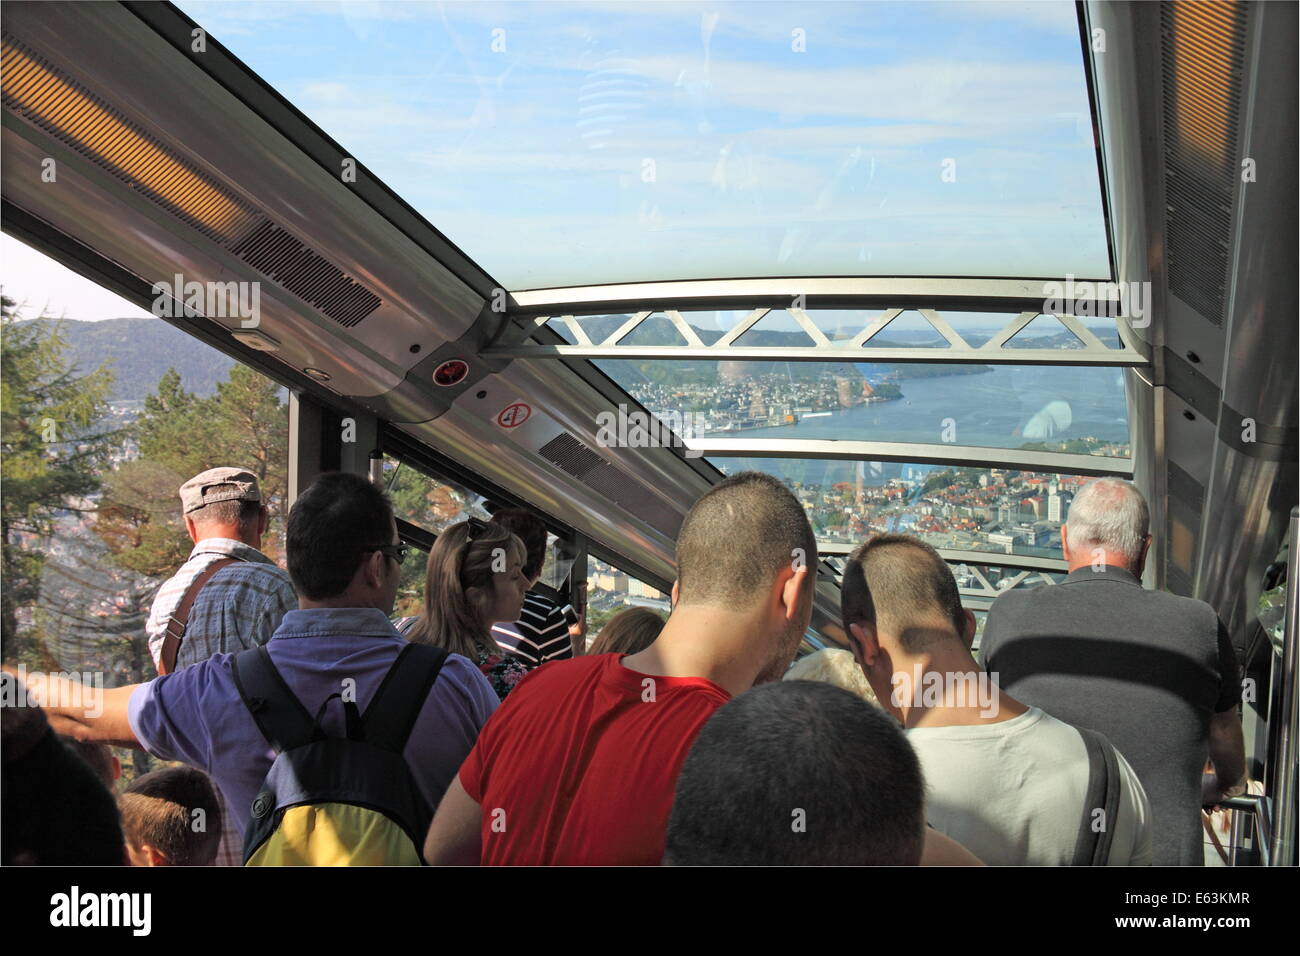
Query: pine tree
95,361,290,574
1,296,118,663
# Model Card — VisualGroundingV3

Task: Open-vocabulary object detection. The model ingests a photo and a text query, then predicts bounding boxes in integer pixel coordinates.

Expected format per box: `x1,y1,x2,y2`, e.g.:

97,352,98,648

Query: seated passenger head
406,518,528,660
1062,478,1151,576
119,766,223,866
784,647,879,707
287,472,402,611
489,508,549,585
675,471,817,679
665,680,925,865
840,534,974,713
60,737,121,791
2,687,125,865
588,607,665,656
179,466,269,546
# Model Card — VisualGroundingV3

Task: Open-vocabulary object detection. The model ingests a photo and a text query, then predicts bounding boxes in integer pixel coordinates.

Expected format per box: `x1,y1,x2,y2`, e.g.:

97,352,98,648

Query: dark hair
665,681,925,865
588,607,664,656
60,737,117,791
287,472,395,599
840,533,967,652
190,498,261,529
119,767,223,866
2,701,124,865
490,508,548,580
676,471,816,610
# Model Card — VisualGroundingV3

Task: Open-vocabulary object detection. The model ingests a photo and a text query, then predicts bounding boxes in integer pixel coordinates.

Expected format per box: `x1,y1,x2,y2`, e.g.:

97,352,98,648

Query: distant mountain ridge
15,318,236,401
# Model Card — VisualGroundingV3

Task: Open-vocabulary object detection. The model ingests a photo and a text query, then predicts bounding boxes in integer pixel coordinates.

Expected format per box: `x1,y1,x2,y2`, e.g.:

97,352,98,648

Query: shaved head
676,471,816,610
841,534,966,652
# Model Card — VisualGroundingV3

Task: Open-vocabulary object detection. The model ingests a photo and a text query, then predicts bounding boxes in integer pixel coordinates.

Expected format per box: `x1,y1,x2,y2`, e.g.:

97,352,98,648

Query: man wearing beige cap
143,466,298,865
146,467,297,674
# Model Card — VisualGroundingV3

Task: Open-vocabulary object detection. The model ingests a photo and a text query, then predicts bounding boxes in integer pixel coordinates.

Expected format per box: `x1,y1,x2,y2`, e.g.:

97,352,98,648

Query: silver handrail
1219,794,1272,867
1268,508,1298,866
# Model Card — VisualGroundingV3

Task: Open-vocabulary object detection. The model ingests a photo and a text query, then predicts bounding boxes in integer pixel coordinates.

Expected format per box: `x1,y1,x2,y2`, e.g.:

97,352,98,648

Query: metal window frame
696,439,1132,478
822,547,1065,602
488,299,1151,367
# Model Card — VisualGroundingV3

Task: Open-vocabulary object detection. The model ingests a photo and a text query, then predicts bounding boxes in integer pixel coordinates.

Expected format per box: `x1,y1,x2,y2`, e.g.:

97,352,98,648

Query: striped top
491,589,572,668
146,538,298,674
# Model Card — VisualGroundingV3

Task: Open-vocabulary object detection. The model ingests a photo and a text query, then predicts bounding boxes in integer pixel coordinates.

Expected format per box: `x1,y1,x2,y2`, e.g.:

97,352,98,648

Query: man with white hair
978,477,1245,866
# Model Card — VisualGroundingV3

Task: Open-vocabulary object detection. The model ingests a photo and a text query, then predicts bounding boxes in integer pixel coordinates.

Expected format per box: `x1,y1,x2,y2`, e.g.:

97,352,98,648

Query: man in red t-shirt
424,472,818,865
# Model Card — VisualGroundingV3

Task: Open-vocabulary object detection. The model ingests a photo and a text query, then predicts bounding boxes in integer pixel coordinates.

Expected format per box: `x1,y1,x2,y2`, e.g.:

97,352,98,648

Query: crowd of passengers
2,465,1246,866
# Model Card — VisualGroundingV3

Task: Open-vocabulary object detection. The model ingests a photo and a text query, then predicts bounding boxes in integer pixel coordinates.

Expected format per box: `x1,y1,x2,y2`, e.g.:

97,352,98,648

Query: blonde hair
588,607,665,656
784,648,878,706
404,520,526,660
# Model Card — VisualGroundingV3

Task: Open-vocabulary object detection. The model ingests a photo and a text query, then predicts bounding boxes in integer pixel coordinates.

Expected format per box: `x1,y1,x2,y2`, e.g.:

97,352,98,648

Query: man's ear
184,515,200,544
1060,524,1071,563
362,550,387,590
961,608,977,649
779,566,809,621
847,620,879,669
670,580,680,609
1134,534,1152,578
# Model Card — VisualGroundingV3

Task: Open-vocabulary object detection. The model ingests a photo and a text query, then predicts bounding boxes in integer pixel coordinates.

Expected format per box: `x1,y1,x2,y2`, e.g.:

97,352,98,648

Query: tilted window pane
180,0,1110,287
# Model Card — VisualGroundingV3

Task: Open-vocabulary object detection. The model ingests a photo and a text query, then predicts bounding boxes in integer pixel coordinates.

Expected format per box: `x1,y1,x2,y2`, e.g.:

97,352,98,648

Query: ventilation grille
1165,460,1205,598
3,34,383,329
1167,459,1206,514
538,432,682,535
537,432,608,480
229,219,381,328
1,34,258,245
1159,1,1249,326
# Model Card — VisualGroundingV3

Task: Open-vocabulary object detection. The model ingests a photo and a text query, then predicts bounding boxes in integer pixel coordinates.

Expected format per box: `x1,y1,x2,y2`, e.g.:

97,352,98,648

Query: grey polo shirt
978,564,1240,866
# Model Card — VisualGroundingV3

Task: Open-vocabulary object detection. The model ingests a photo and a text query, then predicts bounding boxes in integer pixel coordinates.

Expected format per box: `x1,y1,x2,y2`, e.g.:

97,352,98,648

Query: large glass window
2,235,291,785
555,309,1131,457
586,555,669,649
181,0,1109,287
722,457,1092,559
381,456,492,536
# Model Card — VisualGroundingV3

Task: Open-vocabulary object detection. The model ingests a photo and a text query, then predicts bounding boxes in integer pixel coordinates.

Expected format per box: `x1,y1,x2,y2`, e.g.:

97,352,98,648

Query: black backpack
1071,727,1123,866
231,643,448,866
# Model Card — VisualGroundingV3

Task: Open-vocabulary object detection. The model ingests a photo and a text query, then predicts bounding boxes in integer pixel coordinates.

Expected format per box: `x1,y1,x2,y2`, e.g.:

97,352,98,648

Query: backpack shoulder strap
158,557,240,675
362,643,449,753
1072,727,1121,865
231,645,318,753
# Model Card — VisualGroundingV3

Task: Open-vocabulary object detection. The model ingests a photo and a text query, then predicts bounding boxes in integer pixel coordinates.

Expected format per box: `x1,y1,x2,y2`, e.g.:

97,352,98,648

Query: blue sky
181,0,1111,289
2,1,1112,325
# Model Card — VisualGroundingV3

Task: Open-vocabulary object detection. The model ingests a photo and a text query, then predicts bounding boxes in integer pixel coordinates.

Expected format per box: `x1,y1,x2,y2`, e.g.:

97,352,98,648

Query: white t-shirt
907,707,1153,865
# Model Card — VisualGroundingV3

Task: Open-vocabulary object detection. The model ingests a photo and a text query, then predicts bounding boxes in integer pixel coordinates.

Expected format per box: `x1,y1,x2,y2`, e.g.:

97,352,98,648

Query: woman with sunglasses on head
396,519,532,701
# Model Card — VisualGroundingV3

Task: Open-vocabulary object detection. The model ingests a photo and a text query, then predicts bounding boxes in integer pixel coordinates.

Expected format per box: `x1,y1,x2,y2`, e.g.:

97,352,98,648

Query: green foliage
381,460,491,619
920,467,985,496
1018,437,1105,455
95,364,289,575
1,296,118,662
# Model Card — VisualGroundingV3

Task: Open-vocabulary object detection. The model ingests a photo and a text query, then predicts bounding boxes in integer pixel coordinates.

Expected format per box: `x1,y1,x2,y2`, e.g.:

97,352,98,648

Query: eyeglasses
466,516,491,540
365,543,411,566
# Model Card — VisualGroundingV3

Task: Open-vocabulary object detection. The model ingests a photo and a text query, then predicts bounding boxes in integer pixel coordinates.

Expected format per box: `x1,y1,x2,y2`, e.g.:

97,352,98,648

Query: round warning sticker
497,402,531,429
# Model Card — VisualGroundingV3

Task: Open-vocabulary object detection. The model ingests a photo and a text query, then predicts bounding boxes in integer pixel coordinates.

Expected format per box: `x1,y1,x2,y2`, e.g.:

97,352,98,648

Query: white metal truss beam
489,304,1150,367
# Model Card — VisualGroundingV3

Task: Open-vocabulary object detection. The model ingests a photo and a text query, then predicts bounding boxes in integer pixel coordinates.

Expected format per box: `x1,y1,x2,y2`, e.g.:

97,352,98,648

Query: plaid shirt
145,538,297,868
147,539,297,673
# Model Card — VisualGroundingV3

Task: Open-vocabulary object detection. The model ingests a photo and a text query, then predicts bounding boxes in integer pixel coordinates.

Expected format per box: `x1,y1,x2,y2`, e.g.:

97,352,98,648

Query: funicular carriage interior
1,0,1295,868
